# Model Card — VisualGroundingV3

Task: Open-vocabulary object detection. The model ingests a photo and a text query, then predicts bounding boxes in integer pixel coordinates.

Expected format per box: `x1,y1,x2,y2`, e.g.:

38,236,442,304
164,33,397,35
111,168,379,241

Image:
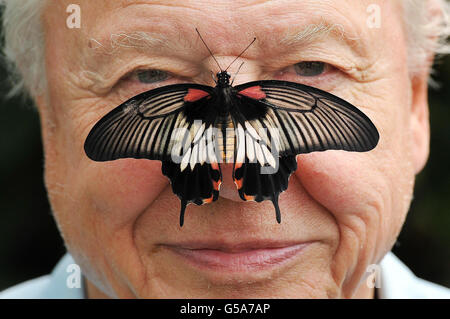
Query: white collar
378,252,450,298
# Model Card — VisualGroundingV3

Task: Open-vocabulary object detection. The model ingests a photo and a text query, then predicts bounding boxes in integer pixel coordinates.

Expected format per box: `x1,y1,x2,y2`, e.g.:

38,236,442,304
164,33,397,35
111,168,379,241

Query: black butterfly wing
162,160,222,227
84,83,223,226
85,83,216,161
160,122,223,226
234,80,379,156
231,80,379,222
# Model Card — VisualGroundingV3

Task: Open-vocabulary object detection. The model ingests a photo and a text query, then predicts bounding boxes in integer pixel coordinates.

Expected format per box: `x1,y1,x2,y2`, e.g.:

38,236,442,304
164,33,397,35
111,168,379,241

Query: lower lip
165,243,310,272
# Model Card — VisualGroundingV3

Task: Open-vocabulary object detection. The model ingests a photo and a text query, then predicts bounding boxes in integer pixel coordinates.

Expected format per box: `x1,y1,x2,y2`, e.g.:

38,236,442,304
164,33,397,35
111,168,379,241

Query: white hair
1,0,450,98
1,0,46,98
402,0,450,81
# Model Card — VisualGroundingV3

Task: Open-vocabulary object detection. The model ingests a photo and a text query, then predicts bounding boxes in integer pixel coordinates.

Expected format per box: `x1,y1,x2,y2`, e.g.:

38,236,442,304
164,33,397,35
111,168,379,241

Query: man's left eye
294,61,326,76
136,69,170,84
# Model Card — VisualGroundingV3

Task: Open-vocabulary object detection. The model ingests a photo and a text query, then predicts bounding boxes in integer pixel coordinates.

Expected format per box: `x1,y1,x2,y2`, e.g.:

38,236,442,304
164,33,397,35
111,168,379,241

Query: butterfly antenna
195,28,223,71
225,37,256,72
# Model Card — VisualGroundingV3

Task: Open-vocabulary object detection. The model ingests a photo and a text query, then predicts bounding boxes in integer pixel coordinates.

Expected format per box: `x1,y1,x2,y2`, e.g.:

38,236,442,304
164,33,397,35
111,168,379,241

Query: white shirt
0,252,449,299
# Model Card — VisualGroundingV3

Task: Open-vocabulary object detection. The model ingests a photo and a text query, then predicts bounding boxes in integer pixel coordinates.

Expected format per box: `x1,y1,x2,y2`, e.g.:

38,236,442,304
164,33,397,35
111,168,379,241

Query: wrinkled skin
36,0,431,298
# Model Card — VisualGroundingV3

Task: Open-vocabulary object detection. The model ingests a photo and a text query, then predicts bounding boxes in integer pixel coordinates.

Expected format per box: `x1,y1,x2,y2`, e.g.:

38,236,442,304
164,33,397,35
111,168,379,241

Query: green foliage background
0,30,449,293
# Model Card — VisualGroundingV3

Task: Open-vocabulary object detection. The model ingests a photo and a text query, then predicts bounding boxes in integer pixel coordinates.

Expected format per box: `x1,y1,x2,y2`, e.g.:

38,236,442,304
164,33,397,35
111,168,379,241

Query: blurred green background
0,31,449,294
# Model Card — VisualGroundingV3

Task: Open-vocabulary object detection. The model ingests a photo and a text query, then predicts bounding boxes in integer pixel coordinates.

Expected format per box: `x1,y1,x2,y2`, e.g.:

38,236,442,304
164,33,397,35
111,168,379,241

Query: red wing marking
244,194,255,201
184,89,210,102
202,196,214,204
238,86,266,100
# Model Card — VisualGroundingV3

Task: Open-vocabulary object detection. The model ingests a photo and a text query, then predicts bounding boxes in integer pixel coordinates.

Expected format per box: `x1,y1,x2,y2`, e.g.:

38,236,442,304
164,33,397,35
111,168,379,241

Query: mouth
161,240,312,273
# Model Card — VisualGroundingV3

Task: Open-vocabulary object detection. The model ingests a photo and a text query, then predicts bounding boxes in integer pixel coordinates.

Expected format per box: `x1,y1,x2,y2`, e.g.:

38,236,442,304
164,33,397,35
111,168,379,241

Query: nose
218,163,243,202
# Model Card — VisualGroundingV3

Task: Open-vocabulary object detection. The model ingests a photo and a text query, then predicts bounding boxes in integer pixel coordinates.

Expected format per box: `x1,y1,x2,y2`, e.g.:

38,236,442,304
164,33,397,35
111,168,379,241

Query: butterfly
84,32,379,227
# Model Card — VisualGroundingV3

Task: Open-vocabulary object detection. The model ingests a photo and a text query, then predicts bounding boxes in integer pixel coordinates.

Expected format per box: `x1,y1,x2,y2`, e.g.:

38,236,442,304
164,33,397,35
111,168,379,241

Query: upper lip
161,240,310,253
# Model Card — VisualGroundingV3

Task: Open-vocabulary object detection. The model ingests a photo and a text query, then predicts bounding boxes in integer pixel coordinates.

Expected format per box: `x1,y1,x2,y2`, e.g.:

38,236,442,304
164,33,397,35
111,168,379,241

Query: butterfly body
84,71,379,227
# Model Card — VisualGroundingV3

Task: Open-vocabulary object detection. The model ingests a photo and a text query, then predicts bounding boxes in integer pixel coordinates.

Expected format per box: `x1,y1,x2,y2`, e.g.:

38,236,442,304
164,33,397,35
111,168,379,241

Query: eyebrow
87,30,172,55
277,20,363,54
282,22,347,45
82,29,184,85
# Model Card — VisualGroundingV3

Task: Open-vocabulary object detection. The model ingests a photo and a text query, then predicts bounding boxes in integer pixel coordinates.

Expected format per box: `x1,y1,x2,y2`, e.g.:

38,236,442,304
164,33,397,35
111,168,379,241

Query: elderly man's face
38,0,430,298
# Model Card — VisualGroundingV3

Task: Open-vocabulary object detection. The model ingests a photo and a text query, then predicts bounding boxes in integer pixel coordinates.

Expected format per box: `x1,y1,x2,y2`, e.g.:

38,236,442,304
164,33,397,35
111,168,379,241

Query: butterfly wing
84,83,223,226
84,83,216,161
234,80,379,156
231,80,379,222
162,159,222,227
160,122,223,226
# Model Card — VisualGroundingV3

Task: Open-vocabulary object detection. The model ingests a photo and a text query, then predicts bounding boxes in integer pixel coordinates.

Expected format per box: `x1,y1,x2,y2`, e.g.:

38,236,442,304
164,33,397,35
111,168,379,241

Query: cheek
46,149,171,240
295,148,410,252
77,159,169,228
295,152,385,218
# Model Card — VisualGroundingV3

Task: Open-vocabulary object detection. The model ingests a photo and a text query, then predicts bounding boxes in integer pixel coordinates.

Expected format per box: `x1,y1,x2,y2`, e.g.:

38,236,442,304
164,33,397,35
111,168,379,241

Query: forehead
53,0,402,53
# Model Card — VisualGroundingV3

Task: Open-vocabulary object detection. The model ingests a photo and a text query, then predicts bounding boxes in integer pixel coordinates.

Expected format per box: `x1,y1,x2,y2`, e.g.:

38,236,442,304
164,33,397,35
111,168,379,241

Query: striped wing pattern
84,83,215,162
235,80,379,157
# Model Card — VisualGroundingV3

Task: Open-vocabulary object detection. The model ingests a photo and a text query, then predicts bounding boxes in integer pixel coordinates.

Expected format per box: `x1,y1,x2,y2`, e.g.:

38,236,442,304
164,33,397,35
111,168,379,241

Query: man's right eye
294,61,327,77
136,69,170,84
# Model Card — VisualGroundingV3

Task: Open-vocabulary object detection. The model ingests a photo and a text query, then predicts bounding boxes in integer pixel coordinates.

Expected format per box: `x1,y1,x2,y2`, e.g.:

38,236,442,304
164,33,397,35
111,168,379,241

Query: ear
34,94,58,150
409,69,431,174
